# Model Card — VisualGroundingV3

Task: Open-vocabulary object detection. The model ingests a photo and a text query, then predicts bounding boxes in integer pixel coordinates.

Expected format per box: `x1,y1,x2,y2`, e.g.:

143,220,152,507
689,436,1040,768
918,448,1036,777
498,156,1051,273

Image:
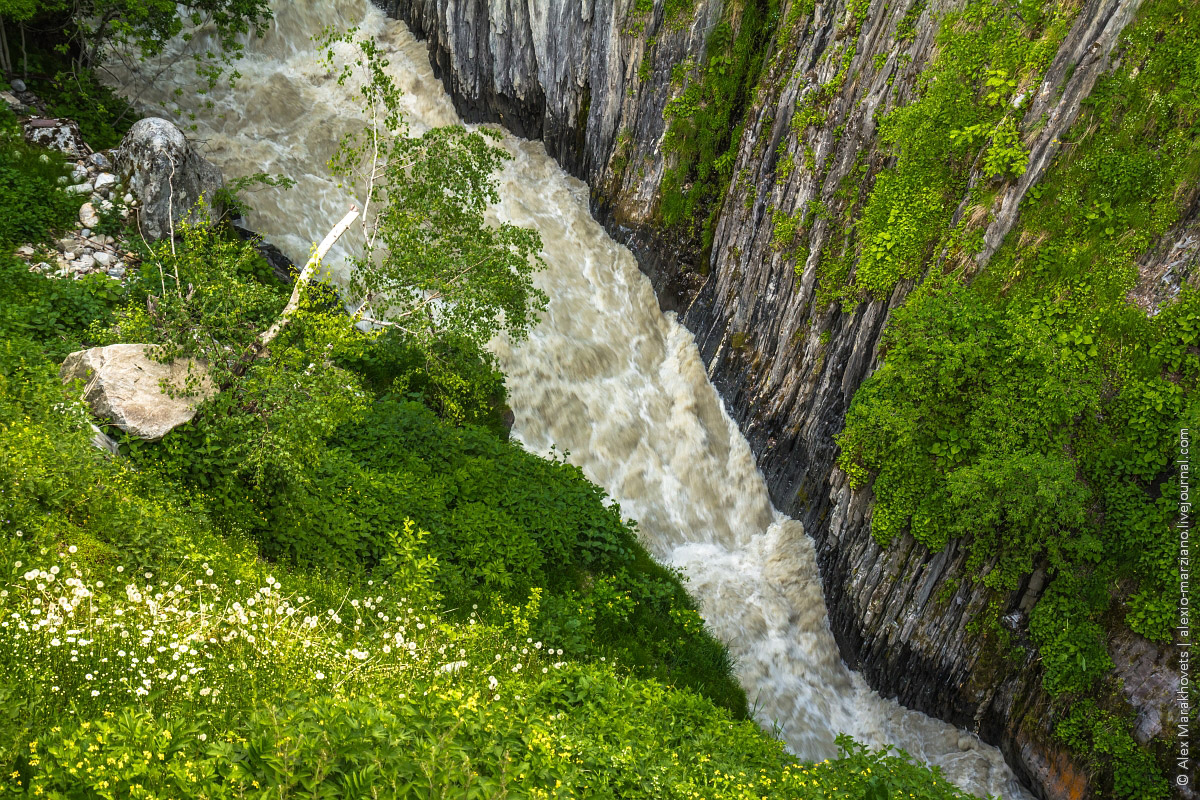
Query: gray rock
65,183,93,195
10,78,26,92
80,229,92,239
93,172,118,192
72,165,89,183
93,251,115,267
23,118,87,157
88,152,112,170
60,344,216,441
106,264,126,279
75,254,96,270
114,118,224,241
79,203,100,229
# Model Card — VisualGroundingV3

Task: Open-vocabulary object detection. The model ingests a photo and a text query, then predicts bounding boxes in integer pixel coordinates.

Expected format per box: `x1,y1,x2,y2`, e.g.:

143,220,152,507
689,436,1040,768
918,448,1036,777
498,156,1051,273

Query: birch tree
318,29,548,353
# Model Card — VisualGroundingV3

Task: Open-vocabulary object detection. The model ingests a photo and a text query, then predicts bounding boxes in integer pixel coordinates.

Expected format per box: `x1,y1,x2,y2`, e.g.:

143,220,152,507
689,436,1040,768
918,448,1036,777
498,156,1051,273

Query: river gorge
102,0,1192,797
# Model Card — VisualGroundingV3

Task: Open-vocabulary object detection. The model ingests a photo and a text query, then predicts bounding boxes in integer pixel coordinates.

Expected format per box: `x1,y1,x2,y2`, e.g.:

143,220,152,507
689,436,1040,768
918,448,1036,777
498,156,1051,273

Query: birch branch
226,206,359,383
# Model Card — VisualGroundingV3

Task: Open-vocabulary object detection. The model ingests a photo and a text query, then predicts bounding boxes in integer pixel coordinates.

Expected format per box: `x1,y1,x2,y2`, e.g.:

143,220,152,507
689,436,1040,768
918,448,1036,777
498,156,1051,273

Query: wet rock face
114,117,224,241
381,0,1192,797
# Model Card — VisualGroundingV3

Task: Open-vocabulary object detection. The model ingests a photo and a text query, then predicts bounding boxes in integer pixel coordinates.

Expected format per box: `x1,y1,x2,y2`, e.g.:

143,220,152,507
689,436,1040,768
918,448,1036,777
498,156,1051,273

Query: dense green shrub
0,254,124,359
850,0,1076,299
0,138,81,247
40,70,134,150
0,332,979,800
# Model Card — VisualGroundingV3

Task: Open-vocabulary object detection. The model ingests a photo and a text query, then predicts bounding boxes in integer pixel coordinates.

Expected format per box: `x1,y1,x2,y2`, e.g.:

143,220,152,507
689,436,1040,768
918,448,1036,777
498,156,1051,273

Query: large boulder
114,118,223,241
60,344,216,441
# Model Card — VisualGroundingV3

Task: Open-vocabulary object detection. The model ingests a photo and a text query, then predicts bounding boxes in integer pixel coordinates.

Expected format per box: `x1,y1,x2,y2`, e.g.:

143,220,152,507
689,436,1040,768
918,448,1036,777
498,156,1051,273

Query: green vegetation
0,135,82,247
660,0,781,255
0,31,985,800
848,0,1076,299
834,0,1199,795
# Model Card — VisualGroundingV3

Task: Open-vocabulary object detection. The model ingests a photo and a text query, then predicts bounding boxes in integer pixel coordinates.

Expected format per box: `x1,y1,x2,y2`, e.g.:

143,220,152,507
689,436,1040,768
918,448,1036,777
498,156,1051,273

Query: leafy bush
0,137,81,247
40,70,134,150
0,255,123,358
850,0,1075,298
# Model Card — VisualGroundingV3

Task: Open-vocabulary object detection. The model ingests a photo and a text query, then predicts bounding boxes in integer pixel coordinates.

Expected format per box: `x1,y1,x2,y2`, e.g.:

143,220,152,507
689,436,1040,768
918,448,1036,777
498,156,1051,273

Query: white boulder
60,344,217,440
22,118,86,157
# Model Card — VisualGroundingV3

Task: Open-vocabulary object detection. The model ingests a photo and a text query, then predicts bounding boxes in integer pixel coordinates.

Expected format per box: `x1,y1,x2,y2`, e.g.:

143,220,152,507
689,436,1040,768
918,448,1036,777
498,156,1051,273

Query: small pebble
93,252,114,267
80,228,91,239
10,78,26,92
123,193,134,204
88,152,112,170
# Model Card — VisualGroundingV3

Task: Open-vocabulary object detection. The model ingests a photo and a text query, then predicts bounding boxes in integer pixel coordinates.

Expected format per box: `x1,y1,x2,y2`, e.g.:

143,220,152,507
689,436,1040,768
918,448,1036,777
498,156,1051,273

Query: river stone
89,152,112,171
60,344,216,440
79,203,100,229
114,118,224,241
93,172,118,192
10,78,26,92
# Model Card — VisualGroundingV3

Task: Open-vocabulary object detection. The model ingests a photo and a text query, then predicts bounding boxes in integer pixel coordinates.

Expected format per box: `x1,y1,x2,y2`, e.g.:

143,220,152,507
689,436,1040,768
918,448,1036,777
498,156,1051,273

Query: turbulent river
110,3,1032,797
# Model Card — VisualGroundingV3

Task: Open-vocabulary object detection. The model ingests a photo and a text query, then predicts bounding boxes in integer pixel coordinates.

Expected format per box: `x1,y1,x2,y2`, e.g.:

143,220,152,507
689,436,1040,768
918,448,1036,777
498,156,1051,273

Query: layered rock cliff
376,0,1194,796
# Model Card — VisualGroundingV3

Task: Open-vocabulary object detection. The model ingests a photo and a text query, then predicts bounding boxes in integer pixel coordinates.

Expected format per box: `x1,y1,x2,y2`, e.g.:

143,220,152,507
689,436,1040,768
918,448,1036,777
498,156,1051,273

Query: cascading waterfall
108,3,1033,797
